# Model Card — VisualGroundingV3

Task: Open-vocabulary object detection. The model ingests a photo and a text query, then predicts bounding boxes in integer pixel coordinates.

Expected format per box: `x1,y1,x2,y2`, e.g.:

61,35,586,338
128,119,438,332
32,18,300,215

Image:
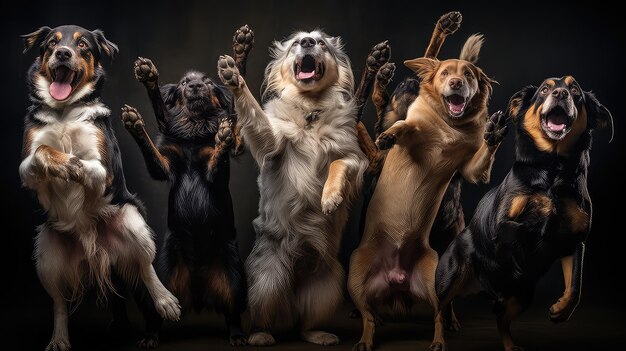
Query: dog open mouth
49,65,81,101
541,105,573,140
294,55,324,82
444,94,468,118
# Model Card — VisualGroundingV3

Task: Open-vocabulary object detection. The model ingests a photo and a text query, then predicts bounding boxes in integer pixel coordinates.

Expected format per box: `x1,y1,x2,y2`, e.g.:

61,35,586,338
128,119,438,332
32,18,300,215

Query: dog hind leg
348,244,380,351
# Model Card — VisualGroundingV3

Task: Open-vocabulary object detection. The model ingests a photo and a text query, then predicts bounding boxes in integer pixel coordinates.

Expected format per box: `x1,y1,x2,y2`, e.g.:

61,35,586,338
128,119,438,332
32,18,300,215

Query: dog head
161,70,232,117
262,30,354,100
22,25,118,108
404,34,494,124
507,76,613,153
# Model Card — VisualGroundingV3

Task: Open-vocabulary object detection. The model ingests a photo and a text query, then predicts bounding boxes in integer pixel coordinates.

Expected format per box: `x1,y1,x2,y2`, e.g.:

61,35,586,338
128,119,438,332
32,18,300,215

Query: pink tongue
449,102,464,114
298,71,315,80
547,115,567,131
50,82,72,101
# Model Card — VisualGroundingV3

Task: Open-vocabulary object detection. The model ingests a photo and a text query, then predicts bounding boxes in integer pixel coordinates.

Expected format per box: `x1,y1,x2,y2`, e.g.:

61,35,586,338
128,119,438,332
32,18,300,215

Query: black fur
435,76,612,349
121,66,247,347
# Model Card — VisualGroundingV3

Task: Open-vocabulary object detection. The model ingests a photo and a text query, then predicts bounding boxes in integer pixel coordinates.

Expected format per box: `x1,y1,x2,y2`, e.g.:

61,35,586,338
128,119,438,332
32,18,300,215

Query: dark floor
8,293,625,351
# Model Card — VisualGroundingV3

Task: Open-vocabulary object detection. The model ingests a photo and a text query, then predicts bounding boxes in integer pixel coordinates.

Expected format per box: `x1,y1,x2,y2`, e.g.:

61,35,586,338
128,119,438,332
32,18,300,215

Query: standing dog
120,26,253,347
348,35,507,351
19,25,180,351
436,76,613,351
217,31,368,346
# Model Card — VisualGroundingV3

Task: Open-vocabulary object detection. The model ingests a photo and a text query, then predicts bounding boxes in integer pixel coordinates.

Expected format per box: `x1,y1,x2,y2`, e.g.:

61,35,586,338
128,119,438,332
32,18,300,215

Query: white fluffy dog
218,30,368,346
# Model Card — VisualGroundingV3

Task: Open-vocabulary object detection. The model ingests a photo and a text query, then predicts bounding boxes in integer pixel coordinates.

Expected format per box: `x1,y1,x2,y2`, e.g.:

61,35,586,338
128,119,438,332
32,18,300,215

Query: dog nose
188,80,204,90
55,48,72,61
449,78,463,90
300,37,316,48
551,88,569,99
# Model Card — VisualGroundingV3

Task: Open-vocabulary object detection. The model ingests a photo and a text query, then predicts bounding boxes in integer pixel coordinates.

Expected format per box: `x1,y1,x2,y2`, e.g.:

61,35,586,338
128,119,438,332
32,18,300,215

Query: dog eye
464,71,472,78
441,70,448,76
318,40,325,46
570,86,579,95
181,81,187,86
540,86,549,94
49,41,57,48
78,41,86,48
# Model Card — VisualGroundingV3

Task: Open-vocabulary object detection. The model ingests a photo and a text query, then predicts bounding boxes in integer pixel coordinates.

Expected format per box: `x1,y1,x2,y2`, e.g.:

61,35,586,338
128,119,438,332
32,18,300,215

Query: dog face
507,76,613,151
404,57,493,123
161,71,232,116
263,30,354,99
22,25,118,106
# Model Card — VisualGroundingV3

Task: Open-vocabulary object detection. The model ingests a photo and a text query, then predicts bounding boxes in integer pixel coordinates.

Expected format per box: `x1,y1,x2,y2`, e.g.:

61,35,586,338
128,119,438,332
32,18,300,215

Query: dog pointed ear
584,91,614,142
92,29,119,61
21,26,52,54
403,57,439,81
507,85,537,120
160,84,178,107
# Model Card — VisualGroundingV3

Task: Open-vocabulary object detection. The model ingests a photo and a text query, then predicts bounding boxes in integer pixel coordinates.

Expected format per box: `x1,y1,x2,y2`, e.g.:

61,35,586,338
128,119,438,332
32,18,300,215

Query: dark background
2,0,624,349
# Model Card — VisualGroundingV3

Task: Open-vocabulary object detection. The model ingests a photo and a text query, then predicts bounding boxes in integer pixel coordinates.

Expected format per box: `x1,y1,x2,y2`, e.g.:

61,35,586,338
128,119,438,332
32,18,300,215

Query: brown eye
540,86,549,94
78,41,86,48
181,81,187,86
49,41,57,48
464,71,472,78
571,86,579,95
318,40,325,46
441,70,448,77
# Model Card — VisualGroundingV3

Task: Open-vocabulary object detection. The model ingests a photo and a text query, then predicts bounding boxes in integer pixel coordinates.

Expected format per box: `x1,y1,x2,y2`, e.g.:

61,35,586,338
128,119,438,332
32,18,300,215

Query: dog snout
449,78,463,90
188,80,204,90
55,48,72,61
300,37,316,48
551,88,569,100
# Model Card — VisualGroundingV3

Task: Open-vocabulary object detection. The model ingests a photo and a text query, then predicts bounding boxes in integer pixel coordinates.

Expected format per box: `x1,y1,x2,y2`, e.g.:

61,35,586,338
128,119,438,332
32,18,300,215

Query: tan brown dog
348,34,508,351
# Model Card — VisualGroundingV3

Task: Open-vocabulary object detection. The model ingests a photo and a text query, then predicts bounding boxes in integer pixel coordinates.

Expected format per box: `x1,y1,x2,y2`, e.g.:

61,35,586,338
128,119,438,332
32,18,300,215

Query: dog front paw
216,118,235,148
366,41,391,72
134,57,159,88
438,11,463,35
153,290,181,322
549,292,578,323
218,55,243,90
121,105,145,132
45,338,71,351
321,188,344,215
233,25,254,73
484,110,508,147
376,131,397,150
376,62,395,88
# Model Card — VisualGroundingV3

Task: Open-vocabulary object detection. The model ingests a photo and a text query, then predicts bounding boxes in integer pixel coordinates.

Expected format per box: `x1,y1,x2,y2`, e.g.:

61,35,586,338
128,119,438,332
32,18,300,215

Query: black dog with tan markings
436,76,613,351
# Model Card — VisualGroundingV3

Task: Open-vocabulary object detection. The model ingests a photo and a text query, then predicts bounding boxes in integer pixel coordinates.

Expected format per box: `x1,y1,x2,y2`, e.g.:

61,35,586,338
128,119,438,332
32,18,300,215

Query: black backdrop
2,0,623,314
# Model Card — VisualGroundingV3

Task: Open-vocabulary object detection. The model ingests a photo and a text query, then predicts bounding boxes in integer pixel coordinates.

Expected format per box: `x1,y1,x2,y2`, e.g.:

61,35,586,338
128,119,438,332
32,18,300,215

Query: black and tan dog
436,76,613,351
119,26,253,348
19,25,181,351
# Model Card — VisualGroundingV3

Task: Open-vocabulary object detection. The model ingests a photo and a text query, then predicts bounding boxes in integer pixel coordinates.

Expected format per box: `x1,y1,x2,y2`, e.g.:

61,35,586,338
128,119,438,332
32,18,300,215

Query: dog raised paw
376,131,397,150
376,62,396,88
484,110,508,147
218,55,243,90
134,57,159,87
233,25,254,61
366,41,391,72
121,105,145,132
216,118,235,148
438,11,463,35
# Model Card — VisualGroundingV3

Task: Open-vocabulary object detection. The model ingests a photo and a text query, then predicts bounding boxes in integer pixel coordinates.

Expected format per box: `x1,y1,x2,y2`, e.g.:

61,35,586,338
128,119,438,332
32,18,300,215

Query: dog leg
375,120,412,150
425,11,463,58
372,63,396,137
355,41,391,122
207,117,235,180
461,111,508,184
496,297,526,351
114,204,181,322
217,55,277,165
550,242,585,323
246,236,294,346
297,258,344,346
134,57,169,133
232,25,254,77
348,245,379,351
35,226,81,351
321,159,348,214
121,105,172,181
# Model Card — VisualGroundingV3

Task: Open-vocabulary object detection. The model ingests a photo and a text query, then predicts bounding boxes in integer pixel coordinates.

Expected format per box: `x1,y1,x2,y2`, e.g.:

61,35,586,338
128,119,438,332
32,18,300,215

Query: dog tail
460,34,484,64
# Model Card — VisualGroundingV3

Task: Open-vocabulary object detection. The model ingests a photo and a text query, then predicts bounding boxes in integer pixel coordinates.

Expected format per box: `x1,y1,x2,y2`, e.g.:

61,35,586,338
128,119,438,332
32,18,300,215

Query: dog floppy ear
584,91,614,142
404,57,439,81
21,26,52,54
160,84,178,107
506,85,537,121
472,65,497,99
213,84,235,115
92,29,119,61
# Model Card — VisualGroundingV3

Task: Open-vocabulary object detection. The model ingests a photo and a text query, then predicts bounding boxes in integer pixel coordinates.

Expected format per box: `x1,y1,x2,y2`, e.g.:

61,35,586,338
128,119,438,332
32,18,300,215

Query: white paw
248,331,276,346
45,338,71,351
303,331,340,345
321,190,343,215
154,290,181,321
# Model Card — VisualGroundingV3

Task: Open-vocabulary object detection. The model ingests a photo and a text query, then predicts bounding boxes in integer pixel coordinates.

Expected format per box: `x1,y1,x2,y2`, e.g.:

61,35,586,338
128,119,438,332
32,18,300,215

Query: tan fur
508,195,528,218
169,261,191,304
350,48,497,350
522,104,588,155
550,256,574,316
459,34,484,64
206,265,233,306
356,122,382,172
